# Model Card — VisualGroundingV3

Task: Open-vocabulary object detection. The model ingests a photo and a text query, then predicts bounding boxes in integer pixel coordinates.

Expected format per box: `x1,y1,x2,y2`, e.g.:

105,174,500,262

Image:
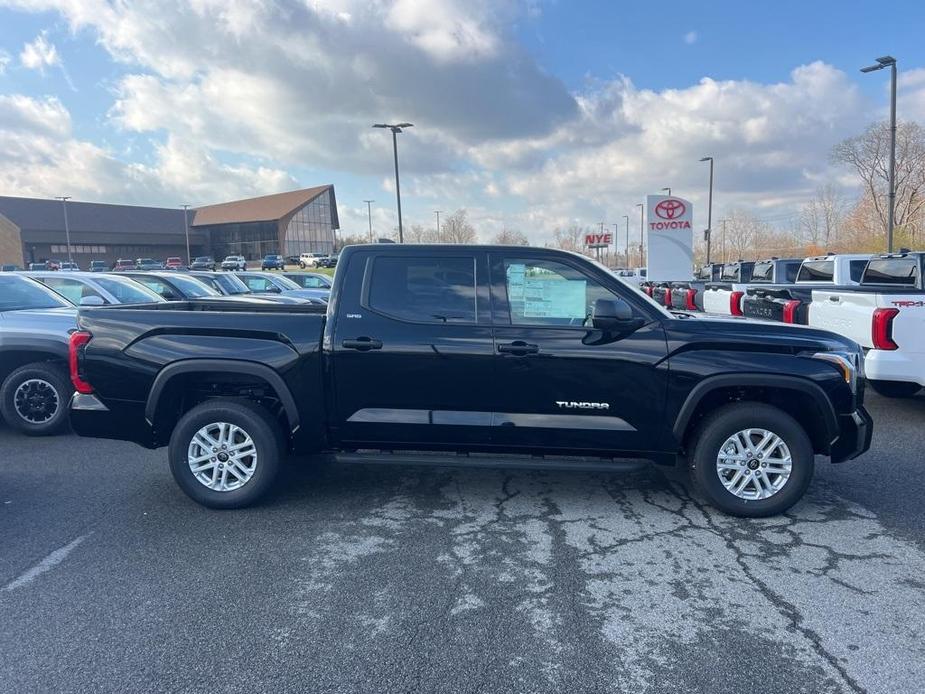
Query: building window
284,189,336,257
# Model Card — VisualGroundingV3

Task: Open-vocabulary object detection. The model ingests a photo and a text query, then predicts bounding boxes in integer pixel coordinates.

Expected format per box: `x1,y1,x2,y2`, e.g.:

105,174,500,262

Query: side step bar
330,450,650,473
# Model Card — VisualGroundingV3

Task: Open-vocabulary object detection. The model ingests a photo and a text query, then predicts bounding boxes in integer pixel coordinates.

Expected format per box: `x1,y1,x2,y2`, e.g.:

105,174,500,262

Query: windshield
194,257,212,262
750,261,774,282
0,275,71,310
209,273,250,295
94,276,165,304
168,274,220,297
797,260,834,282
270,274,301,290
585,256,673,318
863,258,919,286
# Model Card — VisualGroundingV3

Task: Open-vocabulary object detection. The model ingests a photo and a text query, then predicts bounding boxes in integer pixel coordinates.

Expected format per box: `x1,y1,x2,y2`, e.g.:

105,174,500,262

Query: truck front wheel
168,400,285,509
689,403,813,518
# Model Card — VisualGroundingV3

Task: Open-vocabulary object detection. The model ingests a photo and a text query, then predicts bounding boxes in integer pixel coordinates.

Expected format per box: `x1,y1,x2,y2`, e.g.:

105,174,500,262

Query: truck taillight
663,290,672,308
730,291,744,316
872,308,899,350
782,299,801,324
685,289,697,311
644,286,654,297
69,330,93,394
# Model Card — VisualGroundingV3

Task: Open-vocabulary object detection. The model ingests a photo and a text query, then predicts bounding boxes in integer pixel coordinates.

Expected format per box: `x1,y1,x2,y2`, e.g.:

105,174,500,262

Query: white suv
299,253,319,268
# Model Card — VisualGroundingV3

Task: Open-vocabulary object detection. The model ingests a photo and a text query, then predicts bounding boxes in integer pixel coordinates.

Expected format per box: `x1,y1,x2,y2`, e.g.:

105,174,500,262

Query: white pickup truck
740,253,871,325
702,261,755,316
809,251,925,397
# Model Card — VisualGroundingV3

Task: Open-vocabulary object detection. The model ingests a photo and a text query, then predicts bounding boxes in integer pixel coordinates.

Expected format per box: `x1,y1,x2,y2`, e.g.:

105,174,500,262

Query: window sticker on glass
507,263,587,320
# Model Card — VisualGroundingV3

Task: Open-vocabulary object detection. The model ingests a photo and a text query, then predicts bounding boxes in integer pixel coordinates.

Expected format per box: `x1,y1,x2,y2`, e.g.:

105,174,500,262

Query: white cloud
0,50,10,74
20,32,59,73
684,31,698,45
0,93,295,204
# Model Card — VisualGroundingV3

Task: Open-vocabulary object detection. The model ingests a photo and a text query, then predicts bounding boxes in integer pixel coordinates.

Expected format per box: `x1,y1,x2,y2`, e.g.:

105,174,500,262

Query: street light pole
434,210,442,238
661,187,671,197
180,204,191,265
636,203,645,267
363,200,375,242
612,223,619,266
622,215,630,267
861,56,898,252
700,156,714,264
55,196,72,264
373,122,413,243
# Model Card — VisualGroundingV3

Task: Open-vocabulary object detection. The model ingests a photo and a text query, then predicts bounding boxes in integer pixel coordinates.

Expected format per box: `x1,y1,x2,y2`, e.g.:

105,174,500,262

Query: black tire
0,362,71,436
168,399,285,509
689,402,814,518
868,379,921,398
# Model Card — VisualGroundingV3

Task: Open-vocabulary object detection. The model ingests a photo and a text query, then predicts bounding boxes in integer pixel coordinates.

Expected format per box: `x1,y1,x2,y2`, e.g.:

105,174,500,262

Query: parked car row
0,268,333,437
642,250,925,397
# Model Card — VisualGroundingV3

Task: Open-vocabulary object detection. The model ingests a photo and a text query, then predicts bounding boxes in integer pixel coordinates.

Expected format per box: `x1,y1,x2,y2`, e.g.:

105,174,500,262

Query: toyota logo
655,199,686,220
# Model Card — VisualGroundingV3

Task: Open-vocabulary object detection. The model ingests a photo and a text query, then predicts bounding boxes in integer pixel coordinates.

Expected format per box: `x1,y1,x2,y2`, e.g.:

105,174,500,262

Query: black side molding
145,359,301,433
672,373,839,443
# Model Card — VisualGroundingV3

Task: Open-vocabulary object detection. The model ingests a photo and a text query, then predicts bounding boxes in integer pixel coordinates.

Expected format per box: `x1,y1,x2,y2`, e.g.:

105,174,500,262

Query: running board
330,451,649,473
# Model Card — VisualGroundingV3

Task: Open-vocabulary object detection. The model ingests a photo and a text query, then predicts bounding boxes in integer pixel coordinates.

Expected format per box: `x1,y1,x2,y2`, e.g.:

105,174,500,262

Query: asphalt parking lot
1,391,924,694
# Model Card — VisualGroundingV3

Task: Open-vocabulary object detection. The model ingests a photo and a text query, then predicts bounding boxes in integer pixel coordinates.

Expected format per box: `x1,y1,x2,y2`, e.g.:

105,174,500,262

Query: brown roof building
0,185,339,268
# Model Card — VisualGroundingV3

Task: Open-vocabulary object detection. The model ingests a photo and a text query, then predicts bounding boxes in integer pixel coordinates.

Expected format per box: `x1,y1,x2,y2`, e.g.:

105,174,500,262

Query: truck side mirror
592,298,634,330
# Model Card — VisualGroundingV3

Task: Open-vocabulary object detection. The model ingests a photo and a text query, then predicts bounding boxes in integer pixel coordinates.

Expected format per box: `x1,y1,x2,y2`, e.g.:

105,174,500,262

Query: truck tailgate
808,290,877,347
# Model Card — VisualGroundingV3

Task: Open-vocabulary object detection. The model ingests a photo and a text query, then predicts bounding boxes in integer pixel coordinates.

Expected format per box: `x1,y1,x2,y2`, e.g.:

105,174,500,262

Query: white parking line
3,534,91,592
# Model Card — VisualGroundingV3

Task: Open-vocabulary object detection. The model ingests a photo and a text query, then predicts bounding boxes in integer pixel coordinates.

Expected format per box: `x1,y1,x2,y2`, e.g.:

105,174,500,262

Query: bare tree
799,184,845,249
334,233,368,251
551,225,586,253
404,223,437,243
832,121,925,243
439,209,477,244
493,228,529,245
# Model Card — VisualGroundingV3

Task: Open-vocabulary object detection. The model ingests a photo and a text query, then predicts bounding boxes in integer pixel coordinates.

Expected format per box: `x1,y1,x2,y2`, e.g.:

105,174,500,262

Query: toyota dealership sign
646,195,693,281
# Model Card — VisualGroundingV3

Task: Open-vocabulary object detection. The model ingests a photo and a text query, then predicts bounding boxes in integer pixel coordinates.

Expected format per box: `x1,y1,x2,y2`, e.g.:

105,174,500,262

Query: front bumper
830,407,873,463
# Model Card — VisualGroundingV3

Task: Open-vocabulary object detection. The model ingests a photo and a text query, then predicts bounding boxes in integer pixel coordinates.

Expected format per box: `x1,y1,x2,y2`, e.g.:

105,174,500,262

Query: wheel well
0,351,66,384
680,386,832,455
150,372,291,446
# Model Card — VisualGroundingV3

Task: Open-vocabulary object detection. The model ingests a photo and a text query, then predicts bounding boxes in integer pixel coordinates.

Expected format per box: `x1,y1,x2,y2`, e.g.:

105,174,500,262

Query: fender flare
145,359,300,433
672,373,839,444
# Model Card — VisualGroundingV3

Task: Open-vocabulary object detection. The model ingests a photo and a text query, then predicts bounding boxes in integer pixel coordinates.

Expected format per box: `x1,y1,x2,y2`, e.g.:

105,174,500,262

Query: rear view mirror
592,298,640,332
80,295,105,306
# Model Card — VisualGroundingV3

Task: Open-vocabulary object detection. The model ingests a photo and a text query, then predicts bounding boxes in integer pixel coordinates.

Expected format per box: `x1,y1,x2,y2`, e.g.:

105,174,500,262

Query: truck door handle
498,341,539,355
829,296,840,302
342,337,383,351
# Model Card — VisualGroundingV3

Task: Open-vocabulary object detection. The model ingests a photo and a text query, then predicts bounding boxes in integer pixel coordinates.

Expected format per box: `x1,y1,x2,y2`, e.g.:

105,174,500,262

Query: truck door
488,252,669,454
330,250,495,448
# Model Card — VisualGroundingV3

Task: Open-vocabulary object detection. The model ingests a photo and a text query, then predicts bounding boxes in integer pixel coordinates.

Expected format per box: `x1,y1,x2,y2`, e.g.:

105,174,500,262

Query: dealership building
0,185,339,267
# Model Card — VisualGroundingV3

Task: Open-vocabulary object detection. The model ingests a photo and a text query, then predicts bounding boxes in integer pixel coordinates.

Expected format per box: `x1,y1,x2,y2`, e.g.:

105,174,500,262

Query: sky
0,0,924,244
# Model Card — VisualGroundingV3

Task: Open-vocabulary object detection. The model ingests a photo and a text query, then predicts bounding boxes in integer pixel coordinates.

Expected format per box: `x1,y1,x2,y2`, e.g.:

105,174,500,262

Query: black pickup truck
69,245,872,517
740,257,804,323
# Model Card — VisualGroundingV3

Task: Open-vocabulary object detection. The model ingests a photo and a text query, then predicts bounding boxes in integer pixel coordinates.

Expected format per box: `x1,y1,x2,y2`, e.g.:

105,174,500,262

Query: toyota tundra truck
69,245,872,517
741,253,871,325
809,251,925,398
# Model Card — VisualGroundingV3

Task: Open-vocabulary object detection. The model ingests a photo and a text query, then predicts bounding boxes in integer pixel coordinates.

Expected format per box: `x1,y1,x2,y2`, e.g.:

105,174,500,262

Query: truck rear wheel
868,380,921,399
0,362,71,436
689,403,813,518
168,399,285,509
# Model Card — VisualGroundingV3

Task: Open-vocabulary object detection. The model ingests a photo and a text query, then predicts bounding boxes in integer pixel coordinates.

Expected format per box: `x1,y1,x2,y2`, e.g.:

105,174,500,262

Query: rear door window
797,261,834,282
366,256,477,324
862,258,918,286
720,265,740,281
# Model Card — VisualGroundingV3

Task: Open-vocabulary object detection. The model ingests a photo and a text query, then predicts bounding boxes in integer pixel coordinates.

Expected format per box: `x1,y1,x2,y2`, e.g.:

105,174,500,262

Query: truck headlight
812,351,861,391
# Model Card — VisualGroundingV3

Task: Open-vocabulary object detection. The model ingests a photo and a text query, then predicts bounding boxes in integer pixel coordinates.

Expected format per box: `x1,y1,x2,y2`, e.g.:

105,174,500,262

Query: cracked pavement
1,391,924,693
